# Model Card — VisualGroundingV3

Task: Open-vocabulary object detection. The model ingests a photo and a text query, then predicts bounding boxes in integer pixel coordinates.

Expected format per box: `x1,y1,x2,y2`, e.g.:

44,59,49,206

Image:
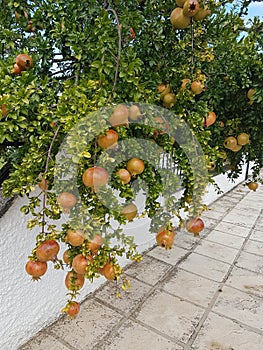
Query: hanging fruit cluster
170,0,211,30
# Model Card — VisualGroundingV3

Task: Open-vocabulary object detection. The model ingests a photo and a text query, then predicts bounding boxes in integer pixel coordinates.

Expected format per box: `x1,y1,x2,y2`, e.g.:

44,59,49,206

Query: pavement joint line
210,310,263,336
91,201,230,349
183,207,263,349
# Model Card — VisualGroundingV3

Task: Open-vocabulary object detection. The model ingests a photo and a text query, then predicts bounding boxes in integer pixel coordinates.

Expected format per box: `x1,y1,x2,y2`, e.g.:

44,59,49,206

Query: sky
247,1,263,18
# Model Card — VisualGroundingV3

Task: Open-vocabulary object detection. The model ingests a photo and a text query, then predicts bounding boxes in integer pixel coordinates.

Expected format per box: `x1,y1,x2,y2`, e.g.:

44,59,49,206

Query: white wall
0,165,249,350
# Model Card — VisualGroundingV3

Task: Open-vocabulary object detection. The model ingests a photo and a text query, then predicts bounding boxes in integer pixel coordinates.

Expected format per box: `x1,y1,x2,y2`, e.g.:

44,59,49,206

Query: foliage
0,0,262,315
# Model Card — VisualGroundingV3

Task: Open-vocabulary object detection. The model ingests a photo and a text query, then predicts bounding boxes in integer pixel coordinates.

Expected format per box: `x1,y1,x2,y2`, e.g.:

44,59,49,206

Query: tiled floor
19,182,263,350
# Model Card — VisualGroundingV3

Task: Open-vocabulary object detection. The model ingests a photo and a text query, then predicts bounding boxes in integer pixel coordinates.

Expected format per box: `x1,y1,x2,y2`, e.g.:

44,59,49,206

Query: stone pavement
20,182,263,350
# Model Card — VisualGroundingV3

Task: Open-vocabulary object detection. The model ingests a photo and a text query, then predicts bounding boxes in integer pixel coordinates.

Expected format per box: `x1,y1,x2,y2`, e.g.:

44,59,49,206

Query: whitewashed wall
0,164,249,350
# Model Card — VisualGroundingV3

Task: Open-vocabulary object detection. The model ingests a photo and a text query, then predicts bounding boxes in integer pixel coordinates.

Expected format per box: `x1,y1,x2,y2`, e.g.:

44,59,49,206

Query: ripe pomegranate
231,144,242,152
109,104,129,126
116,168,131,184
12,63,22,75
157,83,171,97
163,93,177,108
191,81,206,95
156,227,175,249
183,0,200,17
100,262,116,280
247,182,258,191
72,254,94,275
176,0,187,6
129,105,141,120
16,53,33,70
1,104,8,117
97,129,118,149
82,167,109,188
170,8,191,29
193,8,211,21
126,158,145,176
63,250,70,264
65,271,85,290
38,178,49,191
57,192,77,212
120,203,138,221
247,88,255,105
64,301,80,319
66,229,85,247
186,217,204,237
203,112,216,127
25,260,47,280
87,234,103,254
36,240,60,262
237,133,250,146
224,136,237,150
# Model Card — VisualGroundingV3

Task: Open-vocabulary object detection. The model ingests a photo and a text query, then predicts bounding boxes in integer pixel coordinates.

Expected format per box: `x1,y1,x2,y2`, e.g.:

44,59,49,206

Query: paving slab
193,239,239,264
243,239,263,256
191,312,263,350
179,253,230,282
226,266,263,298
213,221,251,237
205,229,246,249
235,250,263,274
135,290,205,344
147,244,189,264
94,276,152,315
48,298,122,350
125,255,172,285
213,285,263,331
162,268,219,307
19,333,71,350
98,320,182,350
250,229,263,242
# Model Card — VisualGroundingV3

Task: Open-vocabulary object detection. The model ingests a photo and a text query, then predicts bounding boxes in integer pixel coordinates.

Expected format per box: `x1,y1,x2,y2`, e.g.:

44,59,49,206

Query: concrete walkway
20,182,263,350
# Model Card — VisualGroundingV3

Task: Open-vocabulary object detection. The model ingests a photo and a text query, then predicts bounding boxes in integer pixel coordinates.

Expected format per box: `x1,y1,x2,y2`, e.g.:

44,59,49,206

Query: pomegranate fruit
63,250,70,264
97,129,118,149
66,229,85,247
65,271,85,290
231,144,242,152
36,240,60,262
237,133,250,146
129,105,141,120
72,254,94,275
191,81,206,95
224,136,237,150
25,260,47,280
156,227,175,249
126,158,145,176
183,0,200,17
170,8,191,29
100,262,116,280
247,182,258,191
203,112,216,127
64,301,80,319
57,192,77,212
116,168,131,184
163,92,177,109
82,166,109,188
87,234,103,254
193,8,211,21
38,178,49,191
186,217,204,236
120,203,138,221
109,104,129,126
16,53,33,70
12,63,22,75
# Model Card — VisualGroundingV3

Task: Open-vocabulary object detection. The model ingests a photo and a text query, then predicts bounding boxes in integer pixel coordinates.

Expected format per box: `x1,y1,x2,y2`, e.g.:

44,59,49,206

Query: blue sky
247,1,263,18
